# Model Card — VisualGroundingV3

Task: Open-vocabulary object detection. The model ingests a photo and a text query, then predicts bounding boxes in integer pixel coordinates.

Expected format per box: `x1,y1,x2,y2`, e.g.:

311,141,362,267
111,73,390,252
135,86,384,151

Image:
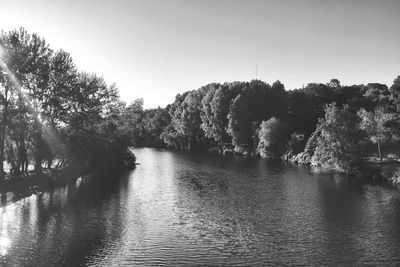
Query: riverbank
0,167,82,197
358,160,400,184
284,151,400,184
0,149,137,197
209,146,400,185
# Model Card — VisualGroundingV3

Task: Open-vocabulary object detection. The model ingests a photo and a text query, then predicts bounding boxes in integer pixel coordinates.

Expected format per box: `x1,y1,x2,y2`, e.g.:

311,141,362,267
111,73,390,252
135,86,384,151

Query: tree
390,76,400,112
362,83,390,110
200,84,217,142
257,117,289,158
358,107,398,161
64,72,120,169
0,27,52,176
312,104,364,172
37,50,78,169
46,50,78,125
139,107,171,147
287,89,317,137
227,93,253,151
200,83,233,146
0,27,136,180
227,80,288,152
122,98,144,145
170,89,208,150
328,78,341,89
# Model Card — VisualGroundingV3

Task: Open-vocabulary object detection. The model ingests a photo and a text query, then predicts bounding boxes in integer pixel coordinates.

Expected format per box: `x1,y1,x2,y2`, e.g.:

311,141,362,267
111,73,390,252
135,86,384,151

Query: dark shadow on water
0,169,133,267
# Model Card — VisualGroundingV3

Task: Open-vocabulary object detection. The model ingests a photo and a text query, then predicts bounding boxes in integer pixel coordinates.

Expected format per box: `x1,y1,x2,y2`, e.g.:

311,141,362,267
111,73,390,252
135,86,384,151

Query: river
1,147,400,266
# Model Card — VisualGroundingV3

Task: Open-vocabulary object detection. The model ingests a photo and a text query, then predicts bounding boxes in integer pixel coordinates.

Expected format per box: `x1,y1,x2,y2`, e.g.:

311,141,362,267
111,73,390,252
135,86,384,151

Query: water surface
1,148,400,266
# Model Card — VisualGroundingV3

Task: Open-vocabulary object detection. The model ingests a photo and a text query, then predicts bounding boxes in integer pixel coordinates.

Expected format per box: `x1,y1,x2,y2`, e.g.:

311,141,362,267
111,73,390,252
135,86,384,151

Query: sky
0,0,399,108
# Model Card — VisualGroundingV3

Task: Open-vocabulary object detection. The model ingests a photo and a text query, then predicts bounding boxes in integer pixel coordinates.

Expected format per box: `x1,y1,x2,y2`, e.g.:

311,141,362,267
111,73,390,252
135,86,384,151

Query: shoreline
137,146,400,186
284,152,400,185
0,167,82,198
0,149,137,200
0,163,137,206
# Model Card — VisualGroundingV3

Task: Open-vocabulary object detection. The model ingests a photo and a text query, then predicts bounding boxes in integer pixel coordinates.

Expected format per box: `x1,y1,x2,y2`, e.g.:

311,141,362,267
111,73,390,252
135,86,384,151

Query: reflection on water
0,236,10,256
0,208,11,257
1,148,400,266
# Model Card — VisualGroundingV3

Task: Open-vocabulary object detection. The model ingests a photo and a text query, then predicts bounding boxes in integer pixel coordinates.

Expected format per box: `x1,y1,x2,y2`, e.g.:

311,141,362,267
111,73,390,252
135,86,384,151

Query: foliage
312,104,364,172
257,117,289,158
132,75,400,168
287,89,317,138
390,76,400,112
227,80,287,152
140,107,171,147
358,107,399,160
2,26,398,179
0,28,135,180
200,83,232,144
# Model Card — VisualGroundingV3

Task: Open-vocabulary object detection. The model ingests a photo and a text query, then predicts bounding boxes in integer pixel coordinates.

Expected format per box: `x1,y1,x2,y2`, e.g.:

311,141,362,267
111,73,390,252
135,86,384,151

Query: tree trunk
34,153,42,172
377,140,382,161
17,137,23,174
6,141,17,176
0,123,5,181
34,131,42,172
0,87,8,182
0,190,6,205
23,152,28,174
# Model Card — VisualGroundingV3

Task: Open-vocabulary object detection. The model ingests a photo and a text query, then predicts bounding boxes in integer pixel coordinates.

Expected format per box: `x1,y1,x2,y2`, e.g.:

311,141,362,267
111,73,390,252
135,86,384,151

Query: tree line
4,28,397,177
0,28,136,182
130,77,400,172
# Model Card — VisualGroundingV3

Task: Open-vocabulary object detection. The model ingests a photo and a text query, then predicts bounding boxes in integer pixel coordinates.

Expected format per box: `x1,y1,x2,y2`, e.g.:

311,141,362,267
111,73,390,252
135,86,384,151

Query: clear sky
0,0,399,108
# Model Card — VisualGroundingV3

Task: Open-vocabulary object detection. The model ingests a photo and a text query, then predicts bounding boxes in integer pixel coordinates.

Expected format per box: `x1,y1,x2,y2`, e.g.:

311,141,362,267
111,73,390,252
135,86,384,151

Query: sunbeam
0,45,65,171
0,205,14,257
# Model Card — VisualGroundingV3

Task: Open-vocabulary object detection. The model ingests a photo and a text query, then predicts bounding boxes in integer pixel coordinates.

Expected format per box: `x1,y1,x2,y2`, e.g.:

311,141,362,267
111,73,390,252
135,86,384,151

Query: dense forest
0,28,136,182
131,77,400,173
1,28,399,182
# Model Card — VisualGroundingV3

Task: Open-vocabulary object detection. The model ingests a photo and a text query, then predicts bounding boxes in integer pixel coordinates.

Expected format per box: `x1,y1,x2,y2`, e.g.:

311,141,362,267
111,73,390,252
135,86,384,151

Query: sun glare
0,236,11,256
0,46,64,155
0,205,14,257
